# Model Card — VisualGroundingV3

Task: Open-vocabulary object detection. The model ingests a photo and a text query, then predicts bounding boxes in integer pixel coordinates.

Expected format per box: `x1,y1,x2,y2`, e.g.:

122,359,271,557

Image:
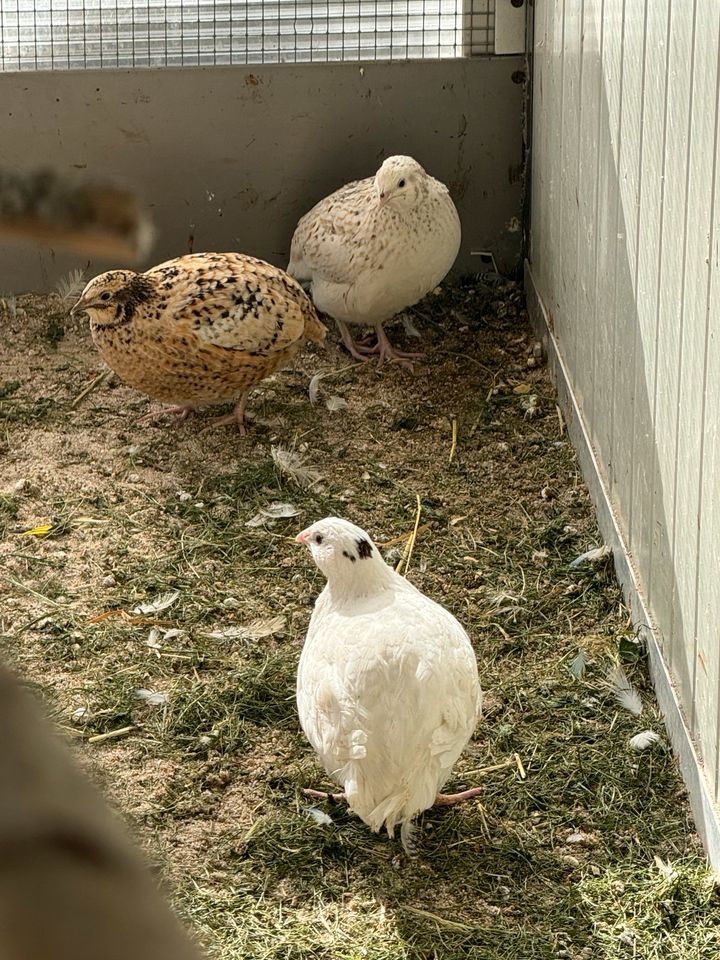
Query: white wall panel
589,0,622,465
609,0,643,527
694,22,720,794
558,0,582,376
573,0,602,420
649,0,694,701
530,0,720,807
529,0,551,293
675,0,717,749
629,0,669,589
545,0,567,351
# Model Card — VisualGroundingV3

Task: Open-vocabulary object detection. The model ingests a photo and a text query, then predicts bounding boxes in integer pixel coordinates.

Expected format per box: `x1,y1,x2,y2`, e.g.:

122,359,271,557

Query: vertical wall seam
589,0,606,434
698,12,720,798
573,0,586,403
646,0,674,616
627,0,650,545
669,0,699,730
609,0,628,502
557,0,567,345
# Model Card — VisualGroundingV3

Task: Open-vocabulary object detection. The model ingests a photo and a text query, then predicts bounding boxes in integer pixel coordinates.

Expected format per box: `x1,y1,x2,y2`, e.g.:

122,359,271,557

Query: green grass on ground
1,276,717,959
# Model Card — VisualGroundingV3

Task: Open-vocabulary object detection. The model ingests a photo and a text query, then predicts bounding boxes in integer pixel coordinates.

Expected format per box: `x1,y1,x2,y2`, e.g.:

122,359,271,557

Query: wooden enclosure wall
528,0,720,809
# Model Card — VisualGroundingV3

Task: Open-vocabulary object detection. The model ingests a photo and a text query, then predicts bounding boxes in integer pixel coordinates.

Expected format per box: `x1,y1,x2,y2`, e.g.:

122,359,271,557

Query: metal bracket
494,0,527,55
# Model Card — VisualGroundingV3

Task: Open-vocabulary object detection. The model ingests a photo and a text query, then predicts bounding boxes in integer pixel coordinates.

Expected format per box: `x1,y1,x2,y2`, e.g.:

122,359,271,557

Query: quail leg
335,318,376,362
367,325,424,370
203,390,250,435
336,319,423,369
433,786,484,806
137,404,197,424
302,788,347,803
303,785,482,808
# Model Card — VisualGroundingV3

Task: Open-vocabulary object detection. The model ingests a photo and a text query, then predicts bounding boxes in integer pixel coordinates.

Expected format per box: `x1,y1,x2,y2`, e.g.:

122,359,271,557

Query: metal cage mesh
0,0,494,69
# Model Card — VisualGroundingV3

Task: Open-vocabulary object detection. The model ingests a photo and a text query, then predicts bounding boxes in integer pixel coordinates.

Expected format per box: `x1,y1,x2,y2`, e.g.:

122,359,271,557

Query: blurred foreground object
0,168,154,262
0,665,203,960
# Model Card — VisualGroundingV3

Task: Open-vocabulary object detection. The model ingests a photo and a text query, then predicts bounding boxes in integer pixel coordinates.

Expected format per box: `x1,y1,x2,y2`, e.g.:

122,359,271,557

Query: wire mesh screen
0,0,494,69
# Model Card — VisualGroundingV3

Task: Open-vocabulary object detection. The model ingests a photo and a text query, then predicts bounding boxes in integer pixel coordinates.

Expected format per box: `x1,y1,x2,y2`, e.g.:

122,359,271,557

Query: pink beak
295,529,310,544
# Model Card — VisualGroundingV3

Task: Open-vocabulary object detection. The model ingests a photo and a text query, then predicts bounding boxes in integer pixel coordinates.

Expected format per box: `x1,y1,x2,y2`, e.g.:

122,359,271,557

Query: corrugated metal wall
529,0,720,803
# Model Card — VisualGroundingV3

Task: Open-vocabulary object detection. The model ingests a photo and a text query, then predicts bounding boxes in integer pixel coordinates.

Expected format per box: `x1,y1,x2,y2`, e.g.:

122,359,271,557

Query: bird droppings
0,275,717,959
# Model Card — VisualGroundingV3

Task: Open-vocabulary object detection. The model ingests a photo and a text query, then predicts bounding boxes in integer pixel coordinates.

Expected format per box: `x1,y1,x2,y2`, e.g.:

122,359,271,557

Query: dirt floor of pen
1,275,719,960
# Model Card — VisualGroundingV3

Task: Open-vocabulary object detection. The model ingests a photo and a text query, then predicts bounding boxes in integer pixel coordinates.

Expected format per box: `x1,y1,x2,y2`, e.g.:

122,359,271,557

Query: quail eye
314,534,324,545
398,179,406,188
100,292,111,301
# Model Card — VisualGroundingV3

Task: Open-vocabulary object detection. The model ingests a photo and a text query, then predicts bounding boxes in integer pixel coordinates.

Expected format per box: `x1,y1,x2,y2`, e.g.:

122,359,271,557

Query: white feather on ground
133,689,169,706
245,502,299,527
303,807,334,826
270,445,323,489
569,545,612,568
308,373,324,405
628,730,661,750
132,590,180,615
568,649,590,679
608,664,643,716
654,855,679,881
205,616,285,641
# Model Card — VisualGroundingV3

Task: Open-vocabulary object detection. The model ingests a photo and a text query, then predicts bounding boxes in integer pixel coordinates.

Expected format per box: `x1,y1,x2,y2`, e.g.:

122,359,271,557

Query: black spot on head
342,550,357,563
123,274,156,304
113,274,158,323
356,538,373,559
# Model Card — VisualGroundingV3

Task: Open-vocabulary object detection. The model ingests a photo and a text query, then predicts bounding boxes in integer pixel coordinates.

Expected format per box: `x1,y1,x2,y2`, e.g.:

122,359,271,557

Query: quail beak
378,191,389,208
69,296,86,316
295,529,310,545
